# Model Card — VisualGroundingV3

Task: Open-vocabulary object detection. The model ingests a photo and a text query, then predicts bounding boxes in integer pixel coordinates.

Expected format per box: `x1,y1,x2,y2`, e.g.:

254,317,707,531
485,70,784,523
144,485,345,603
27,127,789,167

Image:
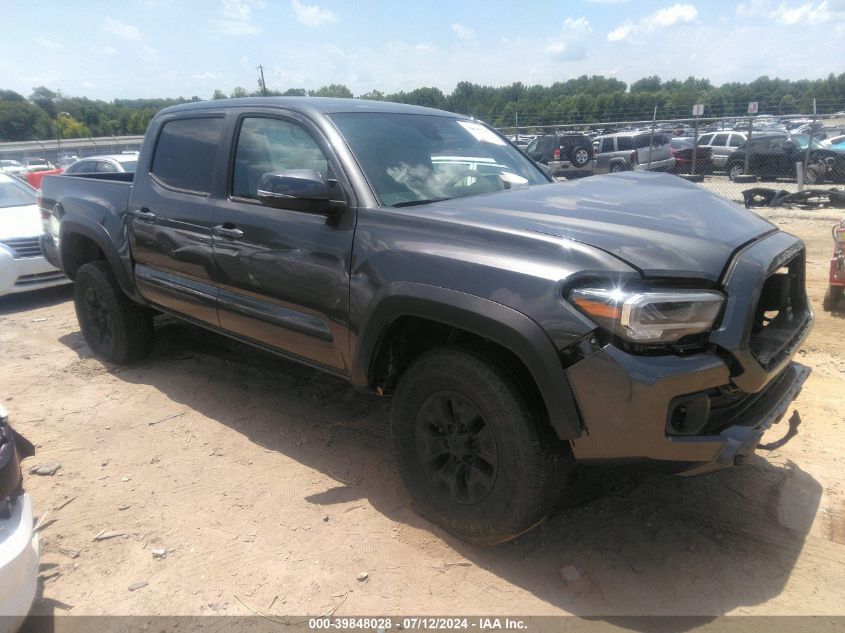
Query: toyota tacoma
39,98,812,544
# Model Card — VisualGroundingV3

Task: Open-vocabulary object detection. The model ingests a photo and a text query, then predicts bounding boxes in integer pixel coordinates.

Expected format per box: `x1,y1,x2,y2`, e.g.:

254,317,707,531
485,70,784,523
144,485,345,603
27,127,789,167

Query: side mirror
257,170,346,216
535,162,552,177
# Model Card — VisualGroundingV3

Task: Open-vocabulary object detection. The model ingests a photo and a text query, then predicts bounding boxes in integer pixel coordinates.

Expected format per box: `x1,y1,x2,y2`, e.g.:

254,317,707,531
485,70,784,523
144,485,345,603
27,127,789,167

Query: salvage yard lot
1,208,845,618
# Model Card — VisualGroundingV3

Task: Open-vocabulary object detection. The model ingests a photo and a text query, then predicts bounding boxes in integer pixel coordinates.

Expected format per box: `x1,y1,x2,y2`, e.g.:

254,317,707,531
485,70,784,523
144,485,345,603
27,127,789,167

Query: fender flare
351,282,583,440
59,217,143,302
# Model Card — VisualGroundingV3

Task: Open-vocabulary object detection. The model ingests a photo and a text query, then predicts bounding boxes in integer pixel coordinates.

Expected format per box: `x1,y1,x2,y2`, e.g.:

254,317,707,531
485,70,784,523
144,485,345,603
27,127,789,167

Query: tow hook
758,410,802,451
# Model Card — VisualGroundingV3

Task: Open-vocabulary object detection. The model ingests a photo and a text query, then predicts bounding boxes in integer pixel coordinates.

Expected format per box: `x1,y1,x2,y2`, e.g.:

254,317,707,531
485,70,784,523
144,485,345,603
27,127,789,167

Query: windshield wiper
391,197,450,208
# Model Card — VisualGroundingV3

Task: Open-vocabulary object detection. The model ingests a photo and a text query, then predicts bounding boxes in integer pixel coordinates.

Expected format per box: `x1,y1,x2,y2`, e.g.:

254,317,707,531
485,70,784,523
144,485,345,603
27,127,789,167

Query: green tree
309,84,353,98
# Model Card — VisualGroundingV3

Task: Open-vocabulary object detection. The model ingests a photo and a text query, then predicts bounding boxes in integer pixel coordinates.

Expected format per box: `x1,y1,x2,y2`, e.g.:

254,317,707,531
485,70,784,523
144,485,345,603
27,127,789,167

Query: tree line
2,73,844,142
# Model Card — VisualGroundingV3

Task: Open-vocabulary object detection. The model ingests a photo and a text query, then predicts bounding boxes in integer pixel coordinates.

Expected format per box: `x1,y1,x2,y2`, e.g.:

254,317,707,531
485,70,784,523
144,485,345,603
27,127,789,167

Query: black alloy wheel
414,390,498,505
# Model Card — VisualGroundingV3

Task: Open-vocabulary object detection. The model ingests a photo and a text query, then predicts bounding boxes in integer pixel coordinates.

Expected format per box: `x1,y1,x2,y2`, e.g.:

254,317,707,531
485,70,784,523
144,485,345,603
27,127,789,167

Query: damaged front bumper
566,344,809,475
566,231,813,475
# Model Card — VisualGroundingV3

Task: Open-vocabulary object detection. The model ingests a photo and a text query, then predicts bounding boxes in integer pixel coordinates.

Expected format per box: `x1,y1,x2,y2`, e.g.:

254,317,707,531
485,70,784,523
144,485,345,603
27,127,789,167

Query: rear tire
74,261,154,364
823,285,843,311
610,163,624,173
391,347,573,545
728,162,744,181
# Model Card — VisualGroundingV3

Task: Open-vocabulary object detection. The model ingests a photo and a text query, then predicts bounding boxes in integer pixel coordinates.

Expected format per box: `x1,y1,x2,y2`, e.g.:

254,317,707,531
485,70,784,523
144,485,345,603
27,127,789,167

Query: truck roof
157,97,460,119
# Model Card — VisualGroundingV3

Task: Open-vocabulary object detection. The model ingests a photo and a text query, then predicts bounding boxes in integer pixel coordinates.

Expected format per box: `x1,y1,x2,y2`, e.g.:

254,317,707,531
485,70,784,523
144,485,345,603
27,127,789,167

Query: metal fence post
647,105,657,170
801,97,816,190
691,116,699,176
744,116,754,175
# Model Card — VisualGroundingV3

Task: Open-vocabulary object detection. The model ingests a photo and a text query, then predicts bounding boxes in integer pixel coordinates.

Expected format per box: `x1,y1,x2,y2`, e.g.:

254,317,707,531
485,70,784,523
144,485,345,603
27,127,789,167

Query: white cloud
770,0,845,24
607,3,698,41
653,3,698,26
101,17,143,42
607,23,636,41
210,0,264,35
451,23,476,41
34,37,62,51
547,17,592,61
291,0,336,27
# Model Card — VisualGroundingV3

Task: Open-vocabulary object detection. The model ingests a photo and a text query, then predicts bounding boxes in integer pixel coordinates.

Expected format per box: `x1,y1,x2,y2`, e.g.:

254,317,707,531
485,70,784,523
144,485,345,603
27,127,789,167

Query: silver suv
696,131,746,169
593,132,675,174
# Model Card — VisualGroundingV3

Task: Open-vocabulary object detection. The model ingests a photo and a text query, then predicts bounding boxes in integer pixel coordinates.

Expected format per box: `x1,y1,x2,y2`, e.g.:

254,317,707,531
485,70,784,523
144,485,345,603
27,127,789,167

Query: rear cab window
151,116,225,194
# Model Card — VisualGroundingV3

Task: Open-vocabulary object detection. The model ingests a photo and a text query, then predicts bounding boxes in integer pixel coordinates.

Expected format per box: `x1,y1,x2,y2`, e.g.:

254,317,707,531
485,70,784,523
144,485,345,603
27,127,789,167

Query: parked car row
523,131,678,178
723,133,845,184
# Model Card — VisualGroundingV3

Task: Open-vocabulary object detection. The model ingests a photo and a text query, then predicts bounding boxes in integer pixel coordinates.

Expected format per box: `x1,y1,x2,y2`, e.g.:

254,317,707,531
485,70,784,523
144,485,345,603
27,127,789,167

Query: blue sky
2,0,843,100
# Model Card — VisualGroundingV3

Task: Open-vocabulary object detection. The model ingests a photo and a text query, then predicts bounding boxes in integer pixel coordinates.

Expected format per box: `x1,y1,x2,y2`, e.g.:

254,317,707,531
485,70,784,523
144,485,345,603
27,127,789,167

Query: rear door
709,133,731,168
128,114,227,326
594,137,615,172
212,111,356,372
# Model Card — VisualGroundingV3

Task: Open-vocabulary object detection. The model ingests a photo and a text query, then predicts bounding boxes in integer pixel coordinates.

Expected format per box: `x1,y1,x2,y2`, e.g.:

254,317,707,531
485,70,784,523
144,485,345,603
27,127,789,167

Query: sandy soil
1,207,844,621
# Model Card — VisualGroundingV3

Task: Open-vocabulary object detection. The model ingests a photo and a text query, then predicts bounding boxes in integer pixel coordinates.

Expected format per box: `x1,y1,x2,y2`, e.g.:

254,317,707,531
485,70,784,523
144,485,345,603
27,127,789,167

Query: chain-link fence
498,113,845,207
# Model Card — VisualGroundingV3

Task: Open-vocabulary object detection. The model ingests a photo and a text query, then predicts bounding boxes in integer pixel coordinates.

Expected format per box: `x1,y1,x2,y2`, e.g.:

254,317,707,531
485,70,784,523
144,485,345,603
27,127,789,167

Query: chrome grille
1,237,42,259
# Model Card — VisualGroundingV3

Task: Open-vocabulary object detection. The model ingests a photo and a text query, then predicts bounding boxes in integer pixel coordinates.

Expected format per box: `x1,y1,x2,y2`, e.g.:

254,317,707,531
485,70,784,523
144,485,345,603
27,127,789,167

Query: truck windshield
330,112,548,207
0,177,36,208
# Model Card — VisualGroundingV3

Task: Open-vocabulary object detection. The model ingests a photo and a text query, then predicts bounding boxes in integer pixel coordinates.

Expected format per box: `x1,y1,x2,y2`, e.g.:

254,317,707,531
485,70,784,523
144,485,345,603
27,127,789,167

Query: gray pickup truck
38,98,812,545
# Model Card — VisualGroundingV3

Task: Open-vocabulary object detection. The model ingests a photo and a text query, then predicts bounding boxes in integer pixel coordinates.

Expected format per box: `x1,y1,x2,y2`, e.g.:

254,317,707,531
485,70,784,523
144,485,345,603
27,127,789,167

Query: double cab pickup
39,98,812,544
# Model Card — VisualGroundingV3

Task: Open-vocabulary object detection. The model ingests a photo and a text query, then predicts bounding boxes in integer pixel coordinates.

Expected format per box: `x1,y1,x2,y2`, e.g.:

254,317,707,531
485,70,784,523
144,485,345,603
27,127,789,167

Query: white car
0,404,40,632
0,174,69,297
0,161,26,177
821,134,845,148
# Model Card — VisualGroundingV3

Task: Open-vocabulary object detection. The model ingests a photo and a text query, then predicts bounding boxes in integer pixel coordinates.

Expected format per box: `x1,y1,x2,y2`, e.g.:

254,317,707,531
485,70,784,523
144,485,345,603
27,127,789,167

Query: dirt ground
2,205,845,621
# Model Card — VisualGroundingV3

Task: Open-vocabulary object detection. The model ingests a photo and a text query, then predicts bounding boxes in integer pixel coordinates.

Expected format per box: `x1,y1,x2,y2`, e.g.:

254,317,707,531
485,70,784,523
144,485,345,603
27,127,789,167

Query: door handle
213,225,244,239
130,208,156,221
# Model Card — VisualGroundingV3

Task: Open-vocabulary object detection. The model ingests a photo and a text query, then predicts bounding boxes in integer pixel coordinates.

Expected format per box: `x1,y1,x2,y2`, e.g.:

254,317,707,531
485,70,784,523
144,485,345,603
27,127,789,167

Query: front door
128,114,227,326
212,113,356,372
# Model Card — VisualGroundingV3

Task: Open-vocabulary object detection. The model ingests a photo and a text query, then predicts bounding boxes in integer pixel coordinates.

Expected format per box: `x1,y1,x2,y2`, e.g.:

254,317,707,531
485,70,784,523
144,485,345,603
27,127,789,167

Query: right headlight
570,286,725,344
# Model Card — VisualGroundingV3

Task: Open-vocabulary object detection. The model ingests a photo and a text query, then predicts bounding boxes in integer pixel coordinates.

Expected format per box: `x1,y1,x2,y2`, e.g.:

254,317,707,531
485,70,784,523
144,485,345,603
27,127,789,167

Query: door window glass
232,117,331,199
712,133,730,146
729,134,743,147
151,116,224,194
616,136,633,151
599,138,614,153
96,161,118,173
697,133,714,145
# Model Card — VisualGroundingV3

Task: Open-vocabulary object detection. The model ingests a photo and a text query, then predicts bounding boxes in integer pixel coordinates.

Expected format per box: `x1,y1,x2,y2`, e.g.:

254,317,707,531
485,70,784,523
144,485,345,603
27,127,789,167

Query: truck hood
417,172,776,281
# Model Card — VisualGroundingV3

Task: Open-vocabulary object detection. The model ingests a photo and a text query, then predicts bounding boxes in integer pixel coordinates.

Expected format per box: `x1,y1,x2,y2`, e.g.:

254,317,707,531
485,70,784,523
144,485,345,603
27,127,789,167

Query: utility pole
257,65,268,96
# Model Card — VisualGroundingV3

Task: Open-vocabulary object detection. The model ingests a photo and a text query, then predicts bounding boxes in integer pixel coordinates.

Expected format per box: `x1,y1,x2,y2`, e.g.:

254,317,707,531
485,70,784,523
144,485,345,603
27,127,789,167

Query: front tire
74,261,154,364
805,164,824,185
392,347,573,545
